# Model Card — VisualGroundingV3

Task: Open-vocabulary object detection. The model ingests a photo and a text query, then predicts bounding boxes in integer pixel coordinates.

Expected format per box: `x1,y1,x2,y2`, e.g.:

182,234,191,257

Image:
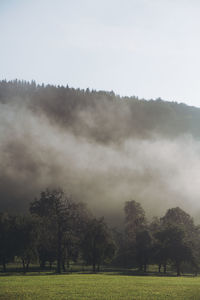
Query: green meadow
1,274,200,300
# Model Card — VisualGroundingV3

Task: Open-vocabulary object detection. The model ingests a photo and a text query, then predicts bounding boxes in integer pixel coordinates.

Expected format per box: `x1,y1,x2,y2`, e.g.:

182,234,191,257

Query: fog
1,93,200,226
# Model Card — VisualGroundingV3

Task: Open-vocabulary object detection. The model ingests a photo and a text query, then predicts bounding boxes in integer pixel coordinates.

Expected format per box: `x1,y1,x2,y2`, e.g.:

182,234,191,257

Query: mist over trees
1,79,200,142
1,79,200,224
1,80,200,275
1,190,200,276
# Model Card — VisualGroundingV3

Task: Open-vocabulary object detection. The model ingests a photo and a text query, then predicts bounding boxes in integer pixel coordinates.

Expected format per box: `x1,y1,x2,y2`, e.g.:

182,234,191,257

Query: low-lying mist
1,87,200,225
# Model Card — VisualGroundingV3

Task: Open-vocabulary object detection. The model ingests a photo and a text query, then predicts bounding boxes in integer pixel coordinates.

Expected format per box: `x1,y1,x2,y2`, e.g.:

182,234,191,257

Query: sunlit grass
1,274,200,299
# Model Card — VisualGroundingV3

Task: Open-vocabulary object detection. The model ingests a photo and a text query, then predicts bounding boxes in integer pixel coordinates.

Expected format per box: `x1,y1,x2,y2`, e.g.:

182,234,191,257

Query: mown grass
1,273,200,300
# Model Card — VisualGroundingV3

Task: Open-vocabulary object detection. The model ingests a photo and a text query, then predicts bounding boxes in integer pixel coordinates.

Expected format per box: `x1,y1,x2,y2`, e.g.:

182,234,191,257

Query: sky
1,0,200,107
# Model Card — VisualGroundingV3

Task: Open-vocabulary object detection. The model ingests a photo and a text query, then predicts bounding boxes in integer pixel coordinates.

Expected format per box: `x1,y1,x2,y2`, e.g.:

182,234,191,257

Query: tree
123,200,146,267
135,229,152,272
30,188,87,273
161,207,194,233
124,200,146,238
0,214,16,272
153,225,193,276
15,215,38,273
81,218,115,272
36,220,56,269
166,225,193,276
111,228,131,268
153,226,171,274
159,207,198,275
149,217,168,273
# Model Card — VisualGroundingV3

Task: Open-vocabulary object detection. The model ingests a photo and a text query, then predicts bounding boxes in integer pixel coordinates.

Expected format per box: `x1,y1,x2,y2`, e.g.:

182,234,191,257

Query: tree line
1,188,200,276
1,79,200,214
1,79,200,143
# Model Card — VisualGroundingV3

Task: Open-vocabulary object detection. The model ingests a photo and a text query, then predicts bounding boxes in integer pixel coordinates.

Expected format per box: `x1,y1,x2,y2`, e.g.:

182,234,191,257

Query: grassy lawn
0,273,200,300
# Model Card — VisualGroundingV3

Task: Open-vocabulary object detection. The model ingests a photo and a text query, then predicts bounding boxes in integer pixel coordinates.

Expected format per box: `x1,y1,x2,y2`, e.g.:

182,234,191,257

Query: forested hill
1,79,200,222
1,80,200,142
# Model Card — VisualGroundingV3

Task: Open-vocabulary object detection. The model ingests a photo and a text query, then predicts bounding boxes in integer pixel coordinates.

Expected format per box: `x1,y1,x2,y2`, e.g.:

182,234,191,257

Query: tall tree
16,215,38,273
123,200,146,267
160,206,198,274
161,207,195,233
135,229,152,272
124,200,146,238
30,188,87,273
162,225,193,276
81,218,115,272
0,214,16,272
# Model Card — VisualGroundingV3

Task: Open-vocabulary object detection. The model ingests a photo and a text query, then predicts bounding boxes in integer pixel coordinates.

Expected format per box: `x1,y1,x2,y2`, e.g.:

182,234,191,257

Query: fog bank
1,95,200,225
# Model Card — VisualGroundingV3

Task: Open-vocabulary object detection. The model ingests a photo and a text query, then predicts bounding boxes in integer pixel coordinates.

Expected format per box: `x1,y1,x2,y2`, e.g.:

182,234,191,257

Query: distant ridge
1,79,200,142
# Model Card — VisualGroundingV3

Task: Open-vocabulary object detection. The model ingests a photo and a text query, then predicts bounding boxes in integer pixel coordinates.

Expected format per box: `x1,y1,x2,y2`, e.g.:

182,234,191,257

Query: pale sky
1,0,200,107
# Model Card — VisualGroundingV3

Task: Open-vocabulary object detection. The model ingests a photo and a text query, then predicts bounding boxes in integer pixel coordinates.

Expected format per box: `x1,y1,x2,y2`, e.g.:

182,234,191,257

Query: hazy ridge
1,80,200,225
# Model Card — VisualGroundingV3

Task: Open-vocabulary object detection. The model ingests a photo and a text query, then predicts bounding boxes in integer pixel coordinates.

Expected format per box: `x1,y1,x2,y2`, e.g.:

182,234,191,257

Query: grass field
1,273,200,300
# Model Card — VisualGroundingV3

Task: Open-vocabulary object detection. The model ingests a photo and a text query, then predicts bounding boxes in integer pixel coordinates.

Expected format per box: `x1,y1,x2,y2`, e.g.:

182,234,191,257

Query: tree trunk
158,264,161,273
22,259,26,273
57,257,61,273
176,263,181,276
62,259,66,272
163,264,167,274
139,264,143,271
93,262,96,272
144,264,147,273
92,243,96,273
26,262,29,272
2,258,6,273
40,260,46,269
57,230,62,274
66,259,70,269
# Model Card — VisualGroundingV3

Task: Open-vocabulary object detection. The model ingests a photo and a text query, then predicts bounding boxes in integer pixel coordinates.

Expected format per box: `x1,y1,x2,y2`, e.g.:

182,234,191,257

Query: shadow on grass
0,267,197,278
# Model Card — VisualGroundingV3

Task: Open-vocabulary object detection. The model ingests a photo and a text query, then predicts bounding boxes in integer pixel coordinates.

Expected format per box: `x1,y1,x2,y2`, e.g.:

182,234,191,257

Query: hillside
0,80,200,224
1,80,200,142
